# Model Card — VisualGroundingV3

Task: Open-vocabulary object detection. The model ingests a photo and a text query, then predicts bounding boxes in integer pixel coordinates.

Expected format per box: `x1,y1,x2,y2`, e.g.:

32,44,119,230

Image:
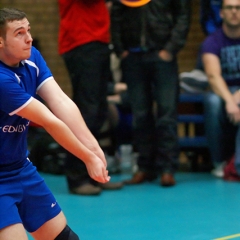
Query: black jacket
111,0,191,57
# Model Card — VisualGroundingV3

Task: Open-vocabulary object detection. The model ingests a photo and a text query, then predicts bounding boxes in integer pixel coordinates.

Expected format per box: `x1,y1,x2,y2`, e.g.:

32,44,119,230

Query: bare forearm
203,53,234,104
49,96,99,150
43,117,95,163
208,75,235,104
19,82,109,182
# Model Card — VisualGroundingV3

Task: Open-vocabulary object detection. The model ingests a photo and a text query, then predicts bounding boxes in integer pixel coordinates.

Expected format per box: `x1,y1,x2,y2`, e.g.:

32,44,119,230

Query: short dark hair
221,0,225,9
0,8,26,38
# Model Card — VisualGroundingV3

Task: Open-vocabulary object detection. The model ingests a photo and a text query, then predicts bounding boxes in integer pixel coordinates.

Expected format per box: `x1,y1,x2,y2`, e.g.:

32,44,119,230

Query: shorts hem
27,208,62,233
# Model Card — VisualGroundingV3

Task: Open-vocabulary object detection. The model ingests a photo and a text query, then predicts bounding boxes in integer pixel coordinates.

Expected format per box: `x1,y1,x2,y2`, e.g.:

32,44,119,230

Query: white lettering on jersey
1,121,30,133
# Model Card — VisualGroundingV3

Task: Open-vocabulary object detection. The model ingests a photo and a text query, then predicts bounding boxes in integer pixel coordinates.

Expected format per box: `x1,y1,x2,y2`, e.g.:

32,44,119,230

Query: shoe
211,162,226,178
99,181,123,190
124,171,157,185
179,69,208,93
70,183,102,196
224,174,240,181
224,156,240,182
160,173,175,187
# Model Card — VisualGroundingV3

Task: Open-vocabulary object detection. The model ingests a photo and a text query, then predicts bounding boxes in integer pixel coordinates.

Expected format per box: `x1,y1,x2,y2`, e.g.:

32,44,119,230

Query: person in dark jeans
58,0,123,195
202,0,240,180
111,0,191,186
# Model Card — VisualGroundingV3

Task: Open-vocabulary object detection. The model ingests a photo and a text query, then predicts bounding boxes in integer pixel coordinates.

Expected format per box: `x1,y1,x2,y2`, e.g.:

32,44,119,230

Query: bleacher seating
178,92,207,148
178,92,211,171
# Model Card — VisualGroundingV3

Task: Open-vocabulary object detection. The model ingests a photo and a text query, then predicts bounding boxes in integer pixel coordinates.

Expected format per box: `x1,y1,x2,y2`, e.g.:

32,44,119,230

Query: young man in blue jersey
0,8,110,240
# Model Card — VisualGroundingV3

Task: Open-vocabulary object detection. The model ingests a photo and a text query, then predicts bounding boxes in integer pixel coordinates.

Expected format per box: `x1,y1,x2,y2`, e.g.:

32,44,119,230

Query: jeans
62,42,110,188
203,87,239,165
121,51,179,173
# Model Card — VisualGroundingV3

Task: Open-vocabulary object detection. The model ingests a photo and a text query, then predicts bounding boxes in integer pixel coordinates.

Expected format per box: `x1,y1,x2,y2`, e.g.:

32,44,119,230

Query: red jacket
58,0,110,55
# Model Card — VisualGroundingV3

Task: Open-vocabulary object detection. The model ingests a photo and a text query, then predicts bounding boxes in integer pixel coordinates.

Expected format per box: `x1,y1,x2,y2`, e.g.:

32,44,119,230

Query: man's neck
222,24,240,39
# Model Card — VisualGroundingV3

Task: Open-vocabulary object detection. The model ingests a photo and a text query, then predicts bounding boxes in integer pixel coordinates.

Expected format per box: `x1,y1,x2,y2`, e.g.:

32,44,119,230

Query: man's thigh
31,211,67,240
0,223,28,240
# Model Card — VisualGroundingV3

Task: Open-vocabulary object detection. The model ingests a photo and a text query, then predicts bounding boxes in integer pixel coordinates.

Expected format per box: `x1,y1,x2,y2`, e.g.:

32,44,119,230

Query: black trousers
121,51,179,173
62,42,111,188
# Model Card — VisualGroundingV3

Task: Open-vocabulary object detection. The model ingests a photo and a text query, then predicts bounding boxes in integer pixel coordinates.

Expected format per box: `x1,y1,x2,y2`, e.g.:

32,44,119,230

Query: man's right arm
203,52,240,123
16,97,110,183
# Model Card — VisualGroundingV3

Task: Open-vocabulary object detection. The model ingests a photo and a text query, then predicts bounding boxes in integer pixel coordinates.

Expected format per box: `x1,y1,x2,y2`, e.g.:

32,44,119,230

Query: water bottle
119,144,133,173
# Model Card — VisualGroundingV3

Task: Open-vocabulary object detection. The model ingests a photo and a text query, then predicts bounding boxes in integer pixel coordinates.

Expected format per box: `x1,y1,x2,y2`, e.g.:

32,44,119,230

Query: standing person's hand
121,51,129,59
114,82,127,94
158,50,173,62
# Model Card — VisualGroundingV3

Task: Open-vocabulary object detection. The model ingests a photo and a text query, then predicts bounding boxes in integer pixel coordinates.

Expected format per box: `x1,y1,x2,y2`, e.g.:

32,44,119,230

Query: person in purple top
202,0,240,180
0,7,110,240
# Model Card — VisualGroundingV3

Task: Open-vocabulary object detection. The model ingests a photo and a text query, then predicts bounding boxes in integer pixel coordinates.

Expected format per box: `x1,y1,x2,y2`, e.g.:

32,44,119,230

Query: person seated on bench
202,0,240,180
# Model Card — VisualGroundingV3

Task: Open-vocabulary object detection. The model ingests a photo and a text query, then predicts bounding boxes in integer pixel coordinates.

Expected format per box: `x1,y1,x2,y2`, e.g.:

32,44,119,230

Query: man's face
221,0,240,28
0,18,32,67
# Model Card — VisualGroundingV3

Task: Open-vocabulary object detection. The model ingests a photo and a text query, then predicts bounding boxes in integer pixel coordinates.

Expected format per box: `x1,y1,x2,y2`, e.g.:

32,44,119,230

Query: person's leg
204,92,236,165
122,53,158,184
204,92,225,164
204,91,237,178
30,212,67,240
0,224,28,240
30,214,78,240
0,160,71,240
64,42,109,135
18,161,79,239
234,126,240,174
153,56,179,179
122,53,155,171
62,42,110,194
0,160,40,240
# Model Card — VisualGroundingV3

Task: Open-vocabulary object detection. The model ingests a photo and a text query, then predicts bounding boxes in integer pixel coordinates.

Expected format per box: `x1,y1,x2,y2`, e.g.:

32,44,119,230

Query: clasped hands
226,90,240,124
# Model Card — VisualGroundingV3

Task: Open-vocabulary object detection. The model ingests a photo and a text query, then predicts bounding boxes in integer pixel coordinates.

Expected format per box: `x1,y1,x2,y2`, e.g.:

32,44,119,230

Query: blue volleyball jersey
0,46,53,166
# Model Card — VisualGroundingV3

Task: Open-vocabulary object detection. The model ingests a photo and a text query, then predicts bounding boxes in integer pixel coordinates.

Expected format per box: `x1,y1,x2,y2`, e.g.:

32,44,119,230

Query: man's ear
0,37,4,48
220,9,223,20
0,37,4,47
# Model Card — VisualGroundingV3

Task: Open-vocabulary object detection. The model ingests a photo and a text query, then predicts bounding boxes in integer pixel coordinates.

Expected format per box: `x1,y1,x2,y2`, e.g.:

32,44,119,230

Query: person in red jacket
58,0,123,195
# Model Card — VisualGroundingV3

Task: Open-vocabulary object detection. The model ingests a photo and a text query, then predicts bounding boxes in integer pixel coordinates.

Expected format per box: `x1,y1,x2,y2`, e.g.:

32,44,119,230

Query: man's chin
23,52,31,60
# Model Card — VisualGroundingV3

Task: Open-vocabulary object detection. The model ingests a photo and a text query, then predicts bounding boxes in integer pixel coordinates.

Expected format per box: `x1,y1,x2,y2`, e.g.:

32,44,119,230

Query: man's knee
55,225,79,240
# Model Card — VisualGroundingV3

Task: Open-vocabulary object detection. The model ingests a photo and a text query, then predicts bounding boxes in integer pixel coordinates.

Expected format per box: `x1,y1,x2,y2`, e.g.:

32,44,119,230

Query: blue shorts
0,159,61,232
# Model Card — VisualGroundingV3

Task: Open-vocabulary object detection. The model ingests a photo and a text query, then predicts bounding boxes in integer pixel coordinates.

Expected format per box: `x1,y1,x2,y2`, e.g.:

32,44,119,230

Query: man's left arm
37,78,106,162
164,0,191,56
203,53,240,124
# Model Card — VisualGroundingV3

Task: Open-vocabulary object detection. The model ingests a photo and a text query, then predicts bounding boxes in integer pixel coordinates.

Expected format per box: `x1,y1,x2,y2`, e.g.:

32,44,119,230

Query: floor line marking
214,233,240,240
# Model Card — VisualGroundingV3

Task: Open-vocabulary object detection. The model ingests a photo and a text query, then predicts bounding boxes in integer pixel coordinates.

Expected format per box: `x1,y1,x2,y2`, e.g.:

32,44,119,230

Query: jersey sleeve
28,47,53,90
0,74,33,115
201,32,221,57
0,47,53,115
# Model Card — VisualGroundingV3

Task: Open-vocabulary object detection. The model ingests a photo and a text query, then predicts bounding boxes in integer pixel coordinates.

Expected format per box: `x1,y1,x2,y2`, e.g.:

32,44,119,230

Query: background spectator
202,0,240,180
58,0,123,195
111,0,191,186
180,0,222,93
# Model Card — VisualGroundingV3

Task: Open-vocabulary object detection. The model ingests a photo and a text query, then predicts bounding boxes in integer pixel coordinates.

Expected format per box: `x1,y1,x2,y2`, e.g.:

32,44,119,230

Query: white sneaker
211,162,226,178
179,69,209,93
105,153,121,174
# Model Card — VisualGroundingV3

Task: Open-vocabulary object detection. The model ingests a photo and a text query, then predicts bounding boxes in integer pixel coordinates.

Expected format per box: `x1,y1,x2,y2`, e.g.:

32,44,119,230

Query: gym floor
27,171,240,240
